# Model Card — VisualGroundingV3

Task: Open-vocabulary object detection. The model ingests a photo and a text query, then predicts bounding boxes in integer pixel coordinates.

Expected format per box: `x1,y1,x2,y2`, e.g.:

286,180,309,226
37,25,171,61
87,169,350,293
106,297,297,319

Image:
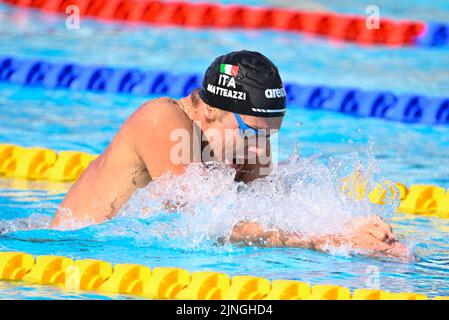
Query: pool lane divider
1,143,449,219
0,251,446,300
1,56,448,126
2,0,449,47
0,144,96,182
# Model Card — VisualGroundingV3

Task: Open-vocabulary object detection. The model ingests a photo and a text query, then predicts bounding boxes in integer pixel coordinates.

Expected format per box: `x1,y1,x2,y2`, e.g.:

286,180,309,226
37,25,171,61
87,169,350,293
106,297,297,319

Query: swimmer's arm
229,221,342,250
52,100,194,227
229,218,408,259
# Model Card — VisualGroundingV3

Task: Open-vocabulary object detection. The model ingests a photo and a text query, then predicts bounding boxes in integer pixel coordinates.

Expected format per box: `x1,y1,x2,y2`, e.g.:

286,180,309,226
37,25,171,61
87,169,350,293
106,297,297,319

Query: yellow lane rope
1,143,448,218
1,252,446,300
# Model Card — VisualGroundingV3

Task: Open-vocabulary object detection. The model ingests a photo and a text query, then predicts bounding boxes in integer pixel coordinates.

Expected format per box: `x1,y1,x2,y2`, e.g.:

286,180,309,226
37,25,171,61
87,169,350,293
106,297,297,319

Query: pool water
1,1,449,299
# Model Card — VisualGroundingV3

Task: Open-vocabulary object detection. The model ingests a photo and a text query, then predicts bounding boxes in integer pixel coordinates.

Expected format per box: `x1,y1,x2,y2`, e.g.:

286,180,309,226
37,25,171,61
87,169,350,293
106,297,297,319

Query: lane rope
1,56,448,125
1,143,449,218
2,0,449,47
0,251,446,300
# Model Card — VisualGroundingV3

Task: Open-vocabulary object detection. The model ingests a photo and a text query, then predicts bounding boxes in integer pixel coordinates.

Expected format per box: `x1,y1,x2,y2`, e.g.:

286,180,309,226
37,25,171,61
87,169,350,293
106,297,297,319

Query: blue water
1,2,449,299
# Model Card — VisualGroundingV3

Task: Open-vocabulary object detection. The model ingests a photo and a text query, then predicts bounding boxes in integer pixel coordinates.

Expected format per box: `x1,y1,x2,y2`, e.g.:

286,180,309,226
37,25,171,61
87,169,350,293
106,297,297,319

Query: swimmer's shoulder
133,97,190,125
141,96,180,110
122,97,192,139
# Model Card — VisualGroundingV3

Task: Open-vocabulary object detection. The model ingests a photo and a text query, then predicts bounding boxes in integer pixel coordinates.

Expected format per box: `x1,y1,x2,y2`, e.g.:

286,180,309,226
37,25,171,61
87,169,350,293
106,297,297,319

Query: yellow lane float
1,252,447,300
1,143,449,219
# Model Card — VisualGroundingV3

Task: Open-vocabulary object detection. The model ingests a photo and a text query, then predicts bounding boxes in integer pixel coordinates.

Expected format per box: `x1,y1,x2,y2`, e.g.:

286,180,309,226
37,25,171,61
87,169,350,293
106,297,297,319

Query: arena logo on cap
265,88,287,99
220,64,239,77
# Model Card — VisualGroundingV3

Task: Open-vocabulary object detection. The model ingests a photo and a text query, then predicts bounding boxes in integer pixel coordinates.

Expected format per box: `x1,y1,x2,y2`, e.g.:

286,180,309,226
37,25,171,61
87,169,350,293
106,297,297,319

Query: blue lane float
415,23,449,47
0,56,448,126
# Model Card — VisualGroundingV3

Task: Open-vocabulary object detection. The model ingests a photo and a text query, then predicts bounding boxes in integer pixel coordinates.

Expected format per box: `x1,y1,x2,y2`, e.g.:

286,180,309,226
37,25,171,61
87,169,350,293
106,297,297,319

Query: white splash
0,213,52,235
114,149,391,248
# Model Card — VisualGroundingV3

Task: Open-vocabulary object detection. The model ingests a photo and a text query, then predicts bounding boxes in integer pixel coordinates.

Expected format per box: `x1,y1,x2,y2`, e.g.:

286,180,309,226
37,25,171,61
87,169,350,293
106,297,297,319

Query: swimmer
51,50,408,259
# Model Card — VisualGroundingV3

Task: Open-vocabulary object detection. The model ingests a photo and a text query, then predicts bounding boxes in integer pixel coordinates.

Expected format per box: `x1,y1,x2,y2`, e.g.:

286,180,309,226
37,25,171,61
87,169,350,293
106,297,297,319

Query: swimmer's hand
230,216,410,260
338,216,410,259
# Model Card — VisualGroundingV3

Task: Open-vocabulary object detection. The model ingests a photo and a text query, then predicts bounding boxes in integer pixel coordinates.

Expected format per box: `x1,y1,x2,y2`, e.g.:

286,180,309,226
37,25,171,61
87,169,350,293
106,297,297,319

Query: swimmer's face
208,110,283,165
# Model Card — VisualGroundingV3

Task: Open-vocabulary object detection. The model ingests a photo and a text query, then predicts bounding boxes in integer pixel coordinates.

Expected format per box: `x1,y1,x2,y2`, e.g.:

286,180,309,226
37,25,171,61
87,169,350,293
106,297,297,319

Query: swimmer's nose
248,146,264,155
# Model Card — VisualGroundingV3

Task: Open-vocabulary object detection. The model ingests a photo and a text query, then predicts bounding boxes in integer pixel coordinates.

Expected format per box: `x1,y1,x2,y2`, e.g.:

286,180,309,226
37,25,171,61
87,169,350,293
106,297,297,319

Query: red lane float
2,0,443,47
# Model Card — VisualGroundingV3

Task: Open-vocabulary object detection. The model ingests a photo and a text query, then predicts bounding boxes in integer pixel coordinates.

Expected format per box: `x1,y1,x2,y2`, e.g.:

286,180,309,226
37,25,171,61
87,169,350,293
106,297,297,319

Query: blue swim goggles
234,113,260,137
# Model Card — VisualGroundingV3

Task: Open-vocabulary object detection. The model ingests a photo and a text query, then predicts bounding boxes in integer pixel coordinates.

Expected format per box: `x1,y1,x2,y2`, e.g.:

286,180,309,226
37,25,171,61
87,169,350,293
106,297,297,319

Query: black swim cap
199,50,287,117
